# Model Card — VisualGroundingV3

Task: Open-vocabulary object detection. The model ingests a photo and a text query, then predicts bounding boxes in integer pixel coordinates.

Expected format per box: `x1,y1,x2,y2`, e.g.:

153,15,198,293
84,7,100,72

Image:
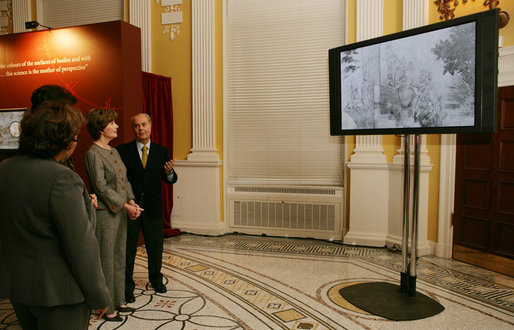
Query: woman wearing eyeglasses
84,108,142,322
0,102,111,329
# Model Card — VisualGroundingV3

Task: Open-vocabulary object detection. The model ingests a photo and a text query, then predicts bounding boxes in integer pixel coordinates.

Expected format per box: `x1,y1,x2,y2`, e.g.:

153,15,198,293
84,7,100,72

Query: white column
346,160,391,247
35,0,42,26
404,0,432,256
403,0,428,30
171,160,222,235
390,135,432,256
129,0,151,72
436,134,456,258
356,0,383,40
345,0,388,247
171,0,223,235
352,1,384,160
353,0,385,163
498,46,514,87
384,0,432,255
188,0,218,162
12,0,31,33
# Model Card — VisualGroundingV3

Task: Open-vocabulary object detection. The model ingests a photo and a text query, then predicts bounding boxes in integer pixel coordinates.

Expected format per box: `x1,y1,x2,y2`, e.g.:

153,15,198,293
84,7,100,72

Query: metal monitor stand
400,134,420,297
338,133,444,320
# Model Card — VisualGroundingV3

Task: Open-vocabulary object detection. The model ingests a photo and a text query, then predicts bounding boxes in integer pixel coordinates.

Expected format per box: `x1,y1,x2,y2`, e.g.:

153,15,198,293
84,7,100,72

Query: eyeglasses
72,134,80,142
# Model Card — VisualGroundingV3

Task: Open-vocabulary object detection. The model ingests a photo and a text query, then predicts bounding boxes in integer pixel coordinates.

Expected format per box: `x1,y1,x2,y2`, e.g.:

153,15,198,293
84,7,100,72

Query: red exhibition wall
0,20,142,184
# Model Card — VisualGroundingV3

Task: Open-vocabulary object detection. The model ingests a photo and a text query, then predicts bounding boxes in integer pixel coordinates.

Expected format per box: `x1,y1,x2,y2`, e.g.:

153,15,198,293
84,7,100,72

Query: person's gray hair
131,113,152,126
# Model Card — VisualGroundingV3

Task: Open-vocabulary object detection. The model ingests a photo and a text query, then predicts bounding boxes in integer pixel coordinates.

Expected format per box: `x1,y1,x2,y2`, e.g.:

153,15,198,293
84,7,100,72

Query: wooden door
453,86,514,276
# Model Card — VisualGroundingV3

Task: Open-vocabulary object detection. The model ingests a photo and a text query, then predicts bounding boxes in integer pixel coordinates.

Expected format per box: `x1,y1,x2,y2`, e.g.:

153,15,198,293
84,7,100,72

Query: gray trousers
95,209,127,313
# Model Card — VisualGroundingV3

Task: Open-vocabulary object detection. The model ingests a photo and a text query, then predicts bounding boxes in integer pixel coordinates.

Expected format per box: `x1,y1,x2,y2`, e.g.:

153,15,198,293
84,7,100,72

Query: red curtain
142,72,180,237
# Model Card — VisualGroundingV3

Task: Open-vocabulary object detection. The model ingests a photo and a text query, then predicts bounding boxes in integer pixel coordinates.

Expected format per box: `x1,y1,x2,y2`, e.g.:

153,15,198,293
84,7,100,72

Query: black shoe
102,314,123,322
115,306,136,313
125,292,135,303
153,282,167,293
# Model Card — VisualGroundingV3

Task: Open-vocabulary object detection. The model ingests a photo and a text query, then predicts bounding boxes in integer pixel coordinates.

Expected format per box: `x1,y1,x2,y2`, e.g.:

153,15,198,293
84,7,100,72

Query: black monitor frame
329,9,499,136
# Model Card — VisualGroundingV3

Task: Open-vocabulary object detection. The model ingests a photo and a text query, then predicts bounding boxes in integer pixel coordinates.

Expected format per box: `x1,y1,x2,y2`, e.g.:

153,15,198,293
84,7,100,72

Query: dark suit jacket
117,140,177,220
0,155,111,308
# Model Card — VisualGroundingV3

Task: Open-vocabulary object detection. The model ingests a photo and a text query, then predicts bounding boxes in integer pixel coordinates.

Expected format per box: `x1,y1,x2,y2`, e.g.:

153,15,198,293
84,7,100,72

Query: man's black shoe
125,292,135,303
153,283,167,293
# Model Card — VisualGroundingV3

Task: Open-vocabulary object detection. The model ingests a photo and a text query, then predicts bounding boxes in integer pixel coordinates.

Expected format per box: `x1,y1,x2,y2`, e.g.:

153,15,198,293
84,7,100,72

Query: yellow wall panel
151,1,192,160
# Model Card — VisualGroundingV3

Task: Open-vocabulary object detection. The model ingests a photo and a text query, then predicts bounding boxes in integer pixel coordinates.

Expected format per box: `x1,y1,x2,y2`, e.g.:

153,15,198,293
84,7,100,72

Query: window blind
41,0,123,28
226,0,345,185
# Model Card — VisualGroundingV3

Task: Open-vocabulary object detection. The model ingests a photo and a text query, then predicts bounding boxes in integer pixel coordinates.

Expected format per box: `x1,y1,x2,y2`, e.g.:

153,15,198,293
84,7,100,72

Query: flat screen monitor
329,9,499,135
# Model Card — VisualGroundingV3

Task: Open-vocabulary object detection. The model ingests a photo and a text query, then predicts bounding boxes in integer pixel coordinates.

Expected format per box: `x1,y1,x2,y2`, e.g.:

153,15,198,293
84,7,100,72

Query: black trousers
11,300,90,330
125,211,164,295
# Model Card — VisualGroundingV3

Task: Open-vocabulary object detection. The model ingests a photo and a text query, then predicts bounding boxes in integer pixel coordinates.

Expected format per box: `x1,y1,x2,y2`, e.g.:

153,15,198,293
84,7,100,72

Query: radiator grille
234,186,337,195
233,201,335,231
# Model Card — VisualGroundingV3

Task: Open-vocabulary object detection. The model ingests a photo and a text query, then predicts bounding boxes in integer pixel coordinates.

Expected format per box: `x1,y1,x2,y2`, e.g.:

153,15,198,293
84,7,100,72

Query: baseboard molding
171,219,226,236
385,234,433,256
344,230,387,247
435,241,452,258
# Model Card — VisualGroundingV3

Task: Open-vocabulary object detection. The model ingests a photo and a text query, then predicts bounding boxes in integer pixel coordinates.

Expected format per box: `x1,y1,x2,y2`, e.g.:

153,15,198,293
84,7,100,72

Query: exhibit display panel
0,21,142,180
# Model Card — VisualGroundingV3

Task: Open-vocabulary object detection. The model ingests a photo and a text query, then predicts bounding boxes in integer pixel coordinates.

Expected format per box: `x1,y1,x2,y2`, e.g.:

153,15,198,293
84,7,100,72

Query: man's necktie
142,145,148,168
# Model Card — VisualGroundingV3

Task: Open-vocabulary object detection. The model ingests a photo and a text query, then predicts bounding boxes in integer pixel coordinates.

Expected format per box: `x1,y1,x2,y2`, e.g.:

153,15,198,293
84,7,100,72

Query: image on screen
340,22,475,130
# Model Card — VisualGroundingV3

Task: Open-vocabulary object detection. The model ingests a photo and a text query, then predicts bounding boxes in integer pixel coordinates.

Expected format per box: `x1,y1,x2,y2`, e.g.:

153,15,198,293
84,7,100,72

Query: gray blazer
0,155,111,308
85,144,135,213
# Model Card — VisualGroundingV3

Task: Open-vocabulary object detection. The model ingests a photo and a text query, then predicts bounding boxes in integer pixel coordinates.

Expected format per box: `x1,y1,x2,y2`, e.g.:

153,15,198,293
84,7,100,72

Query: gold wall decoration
434,0,509,28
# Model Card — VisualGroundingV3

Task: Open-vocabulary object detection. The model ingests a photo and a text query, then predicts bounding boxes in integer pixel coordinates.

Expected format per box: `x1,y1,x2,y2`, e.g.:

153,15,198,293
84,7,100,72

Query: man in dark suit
116,113,177,303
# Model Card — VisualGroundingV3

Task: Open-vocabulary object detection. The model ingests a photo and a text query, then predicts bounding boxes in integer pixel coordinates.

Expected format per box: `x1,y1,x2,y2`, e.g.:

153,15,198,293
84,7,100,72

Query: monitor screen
329,9,499,135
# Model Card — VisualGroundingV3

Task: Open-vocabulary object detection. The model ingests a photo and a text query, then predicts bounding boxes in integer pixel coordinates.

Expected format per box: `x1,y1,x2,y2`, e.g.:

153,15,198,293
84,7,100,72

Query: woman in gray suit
0,102,111,329
85,108,142,322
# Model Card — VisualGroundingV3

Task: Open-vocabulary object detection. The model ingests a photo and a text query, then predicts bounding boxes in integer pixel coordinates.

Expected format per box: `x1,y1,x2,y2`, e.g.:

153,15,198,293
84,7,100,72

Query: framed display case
0,108,25,150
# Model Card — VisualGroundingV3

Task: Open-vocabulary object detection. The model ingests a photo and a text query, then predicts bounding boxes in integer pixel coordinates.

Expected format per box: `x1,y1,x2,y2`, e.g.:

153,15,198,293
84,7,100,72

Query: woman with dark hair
0,102,111,329
30,84,77,110
24,83,98,208
28,84,79,171
85,108,141,322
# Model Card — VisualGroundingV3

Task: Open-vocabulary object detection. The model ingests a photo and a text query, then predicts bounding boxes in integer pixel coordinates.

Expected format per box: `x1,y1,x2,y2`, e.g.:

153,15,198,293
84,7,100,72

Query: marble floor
1,233,513,329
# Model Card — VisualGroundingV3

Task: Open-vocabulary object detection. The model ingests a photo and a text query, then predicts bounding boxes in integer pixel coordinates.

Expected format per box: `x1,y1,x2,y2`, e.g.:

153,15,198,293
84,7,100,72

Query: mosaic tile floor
1,233,513,329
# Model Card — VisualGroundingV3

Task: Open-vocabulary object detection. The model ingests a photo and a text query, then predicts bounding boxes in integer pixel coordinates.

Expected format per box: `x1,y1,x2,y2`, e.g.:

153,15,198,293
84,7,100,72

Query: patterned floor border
167,233,514,313
1,233,513,329
155,249,338,329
